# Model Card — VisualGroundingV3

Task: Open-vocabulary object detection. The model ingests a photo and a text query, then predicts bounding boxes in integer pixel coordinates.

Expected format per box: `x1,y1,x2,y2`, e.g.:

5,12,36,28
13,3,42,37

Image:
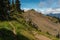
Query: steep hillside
22,10,60,38
46,15,60,23
0,10,60,40
0,14,53,40
0,17,35,40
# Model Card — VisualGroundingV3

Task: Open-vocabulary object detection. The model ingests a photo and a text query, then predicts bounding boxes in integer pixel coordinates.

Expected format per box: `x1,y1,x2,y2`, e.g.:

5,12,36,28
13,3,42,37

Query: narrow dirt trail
32,31,52,40
6,16,16,34
8,22,16,34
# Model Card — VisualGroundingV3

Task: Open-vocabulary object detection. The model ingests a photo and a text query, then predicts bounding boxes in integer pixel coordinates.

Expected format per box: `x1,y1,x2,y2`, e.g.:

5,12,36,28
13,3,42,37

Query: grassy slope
0,14,59,40
0,15,36,40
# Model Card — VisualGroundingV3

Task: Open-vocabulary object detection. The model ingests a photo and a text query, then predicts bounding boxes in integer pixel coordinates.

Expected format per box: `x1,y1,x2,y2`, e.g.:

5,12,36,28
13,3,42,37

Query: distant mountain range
47,13,60,18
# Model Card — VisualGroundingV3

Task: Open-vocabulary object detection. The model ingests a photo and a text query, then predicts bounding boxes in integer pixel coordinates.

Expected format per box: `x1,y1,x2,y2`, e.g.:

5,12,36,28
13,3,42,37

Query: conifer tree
15,0,21,12
0,0,10,18
7,0,10,10
12,0,15,10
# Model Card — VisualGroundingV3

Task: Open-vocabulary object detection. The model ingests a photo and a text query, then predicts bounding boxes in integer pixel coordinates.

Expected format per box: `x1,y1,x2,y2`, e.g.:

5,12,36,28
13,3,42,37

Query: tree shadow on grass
0,28,29,40
0,16,17,21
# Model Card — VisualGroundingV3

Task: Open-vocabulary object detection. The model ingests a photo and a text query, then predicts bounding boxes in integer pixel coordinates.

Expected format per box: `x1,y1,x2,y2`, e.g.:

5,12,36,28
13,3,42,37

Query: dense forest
0,0,21,19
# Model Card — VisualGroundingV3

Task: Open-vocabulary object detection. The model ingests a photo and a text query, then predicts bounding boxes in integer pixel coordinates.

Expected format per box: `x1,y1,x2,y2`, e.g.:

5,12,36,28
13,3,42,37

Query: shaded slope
0,28,29,40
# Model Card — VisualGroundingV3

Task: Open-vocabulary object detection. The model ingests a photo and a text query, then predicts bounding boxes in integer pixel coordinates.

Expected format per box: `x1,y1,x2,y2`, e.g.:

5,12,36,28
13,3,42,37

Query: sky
21,0,60,14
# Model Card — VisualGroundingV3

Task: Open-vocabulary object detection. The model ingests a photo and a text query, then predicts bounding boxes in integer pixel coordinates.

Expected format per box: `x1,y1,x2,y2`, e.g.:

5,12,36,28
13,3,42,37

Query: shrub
56,33,60,38
46,32,50,35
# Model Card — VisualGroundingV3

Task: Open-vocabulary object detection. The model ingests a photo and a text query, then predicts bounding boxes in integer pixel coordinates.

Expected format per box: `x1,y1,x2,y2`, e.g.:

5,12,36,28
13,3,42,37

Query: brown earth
32,31,52,40
22,10,60,36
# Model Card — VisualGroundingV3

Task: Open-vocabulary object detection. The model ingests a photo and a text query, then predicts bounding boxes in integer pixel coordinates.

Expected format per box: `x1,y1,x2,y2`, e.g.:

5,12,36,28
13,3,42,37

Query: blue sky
10,0,60,14
21,0,40,9
21,0,60,14
21,0,60,9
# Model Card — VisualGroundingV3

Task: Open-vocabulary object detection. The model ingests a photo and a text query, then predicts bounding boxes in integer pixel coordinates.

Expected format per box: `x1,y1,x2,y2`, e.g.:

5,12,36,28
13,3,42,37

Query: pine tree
15,0,21,12
3,0,10,17
7,0,10,10
0,0,10,19
0,0,6,17
12,0,15,10
0,0,3,15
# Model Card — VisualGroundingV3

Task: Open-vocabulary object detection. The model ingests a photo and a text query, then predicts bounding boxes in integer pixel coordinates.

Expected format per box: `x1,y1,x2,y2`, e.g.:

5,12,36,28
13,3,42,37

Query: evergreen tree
0,0,3,16
7,0,10,10
12,0,15,10
0,0,6,17
0,0,10,19
15,0,21,12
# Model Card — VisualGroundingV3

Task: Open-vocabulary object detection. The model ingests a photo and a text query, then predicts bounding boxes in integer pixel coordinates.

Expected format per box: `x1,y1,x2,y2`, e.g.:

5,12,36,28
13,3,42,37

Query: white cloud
22,8,30,11
39,0,60,8
41,8,60,14
52,8,60,13
22,8,41,12
22,8,60,14
41,8,53,14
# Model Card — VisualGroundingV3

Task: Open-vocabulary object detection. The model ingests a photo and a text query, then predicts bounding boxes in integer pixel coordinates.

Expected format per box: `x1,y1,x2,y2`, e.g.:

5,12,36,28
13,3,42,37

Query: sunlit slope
0,16,35,40
22,10,60,36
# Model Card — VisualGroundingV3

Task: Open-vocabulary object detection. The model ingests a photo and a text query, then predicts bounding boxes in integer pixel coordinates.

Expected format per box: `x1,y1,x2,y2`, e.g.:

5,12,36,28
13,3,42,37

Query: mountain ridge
22,10,60,37
47,13,60,18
